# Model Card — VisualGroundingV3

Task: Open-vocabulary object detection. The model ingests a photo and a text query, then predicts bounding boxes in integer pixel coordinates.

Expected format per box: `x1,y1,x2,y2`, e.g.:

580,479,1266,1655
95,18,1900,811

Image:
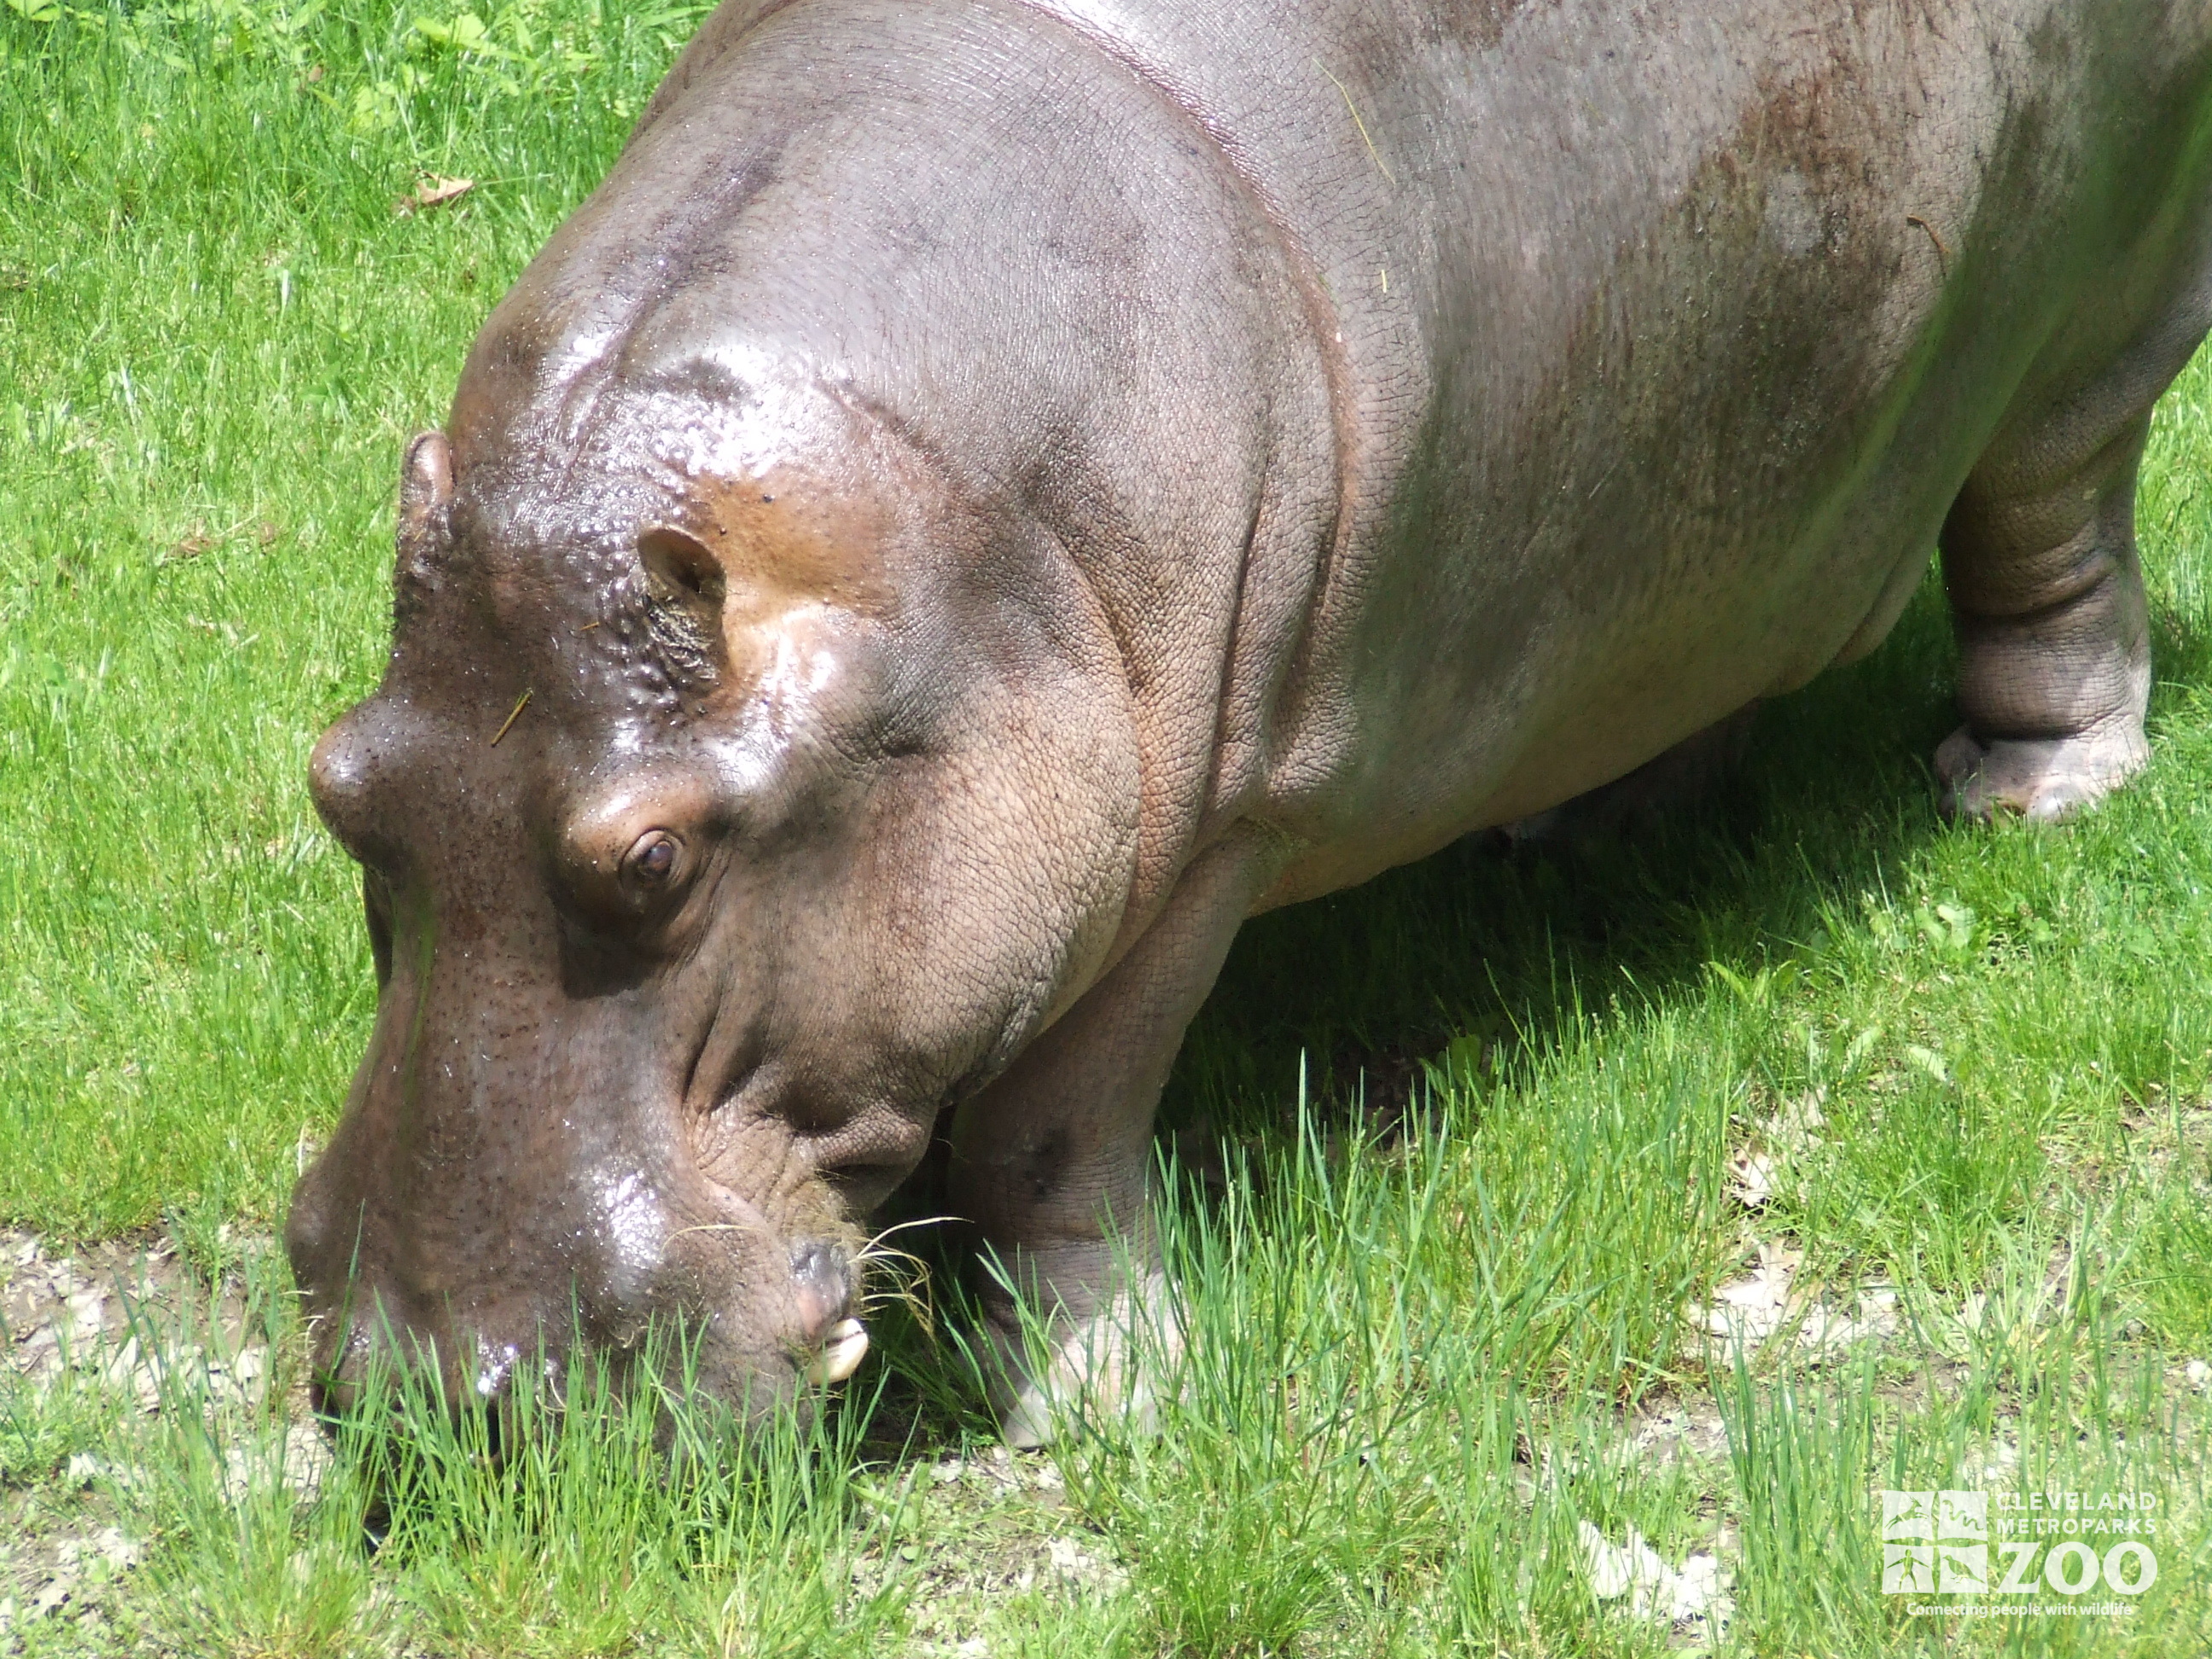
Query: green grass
0,0,705,1239
3,2,2210,1653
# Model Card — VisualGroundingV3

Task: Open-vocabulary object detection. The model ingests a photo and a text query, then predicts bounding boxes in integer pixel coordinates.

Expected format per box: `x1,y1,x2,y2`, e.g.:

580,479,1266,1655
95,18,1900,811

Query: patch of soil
853,1448,1128,1654
2,1226,297,1642
3,1227,272,1376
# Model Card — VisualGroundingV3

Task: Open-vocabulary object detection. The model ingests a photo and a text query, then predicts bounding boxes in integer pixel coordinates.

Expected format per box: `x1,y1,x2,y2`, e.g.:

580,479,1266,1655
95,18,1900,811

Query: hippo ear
394,431,456,615
399,431,455,553
637,524,729,681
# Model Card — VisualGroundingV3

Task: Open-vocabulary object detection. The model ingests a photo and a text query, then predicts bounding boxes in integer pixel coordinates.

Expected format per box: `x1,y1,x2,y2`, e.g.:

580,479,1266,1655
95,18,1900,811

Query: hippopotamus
288,0,2212,1441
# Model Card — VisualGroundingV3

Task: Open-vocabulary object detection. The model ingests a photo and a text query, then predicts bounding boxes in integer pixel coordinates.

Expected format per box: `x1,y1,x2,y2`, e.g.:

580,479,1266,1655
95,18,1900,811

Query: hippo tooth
804,1318,870,1386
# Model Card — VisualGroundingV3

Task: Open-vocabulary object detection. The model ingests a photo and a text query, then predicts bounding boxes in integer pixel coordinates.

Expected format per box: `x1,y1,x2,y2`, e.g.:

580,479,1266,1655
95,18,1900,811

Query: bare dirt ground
0,1227,1133,1653
0,1225,320,1641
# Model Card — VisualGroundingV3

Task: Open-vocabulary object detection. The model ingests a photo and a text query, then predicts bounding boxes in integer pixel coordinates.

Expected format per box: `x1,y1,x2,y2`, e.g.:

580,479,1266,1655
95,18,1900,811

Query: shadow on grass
1161,588,1964,1137
1173,554,2212,1131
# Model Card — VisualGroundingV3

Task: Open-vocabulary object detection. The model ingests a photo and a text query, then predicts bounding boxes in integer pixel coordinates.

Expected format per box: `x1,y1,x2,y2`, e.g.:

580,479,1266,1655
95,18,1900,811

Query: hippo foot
1934,721,2147,823
985,1272,1184,1450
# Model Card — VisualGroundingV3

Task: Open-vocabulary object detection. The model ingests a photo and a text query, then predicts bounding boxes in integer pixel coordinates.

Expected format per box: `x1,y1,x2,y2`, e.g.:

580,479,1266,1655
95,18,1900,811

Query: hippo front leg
948,837,1271,1447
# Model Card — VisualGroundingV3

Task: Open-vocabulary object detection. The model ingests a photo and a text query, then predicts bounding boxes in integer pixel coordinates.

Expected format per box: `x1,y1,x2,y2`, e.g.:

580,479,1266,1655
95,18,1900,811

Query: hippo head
286,352,1140,1426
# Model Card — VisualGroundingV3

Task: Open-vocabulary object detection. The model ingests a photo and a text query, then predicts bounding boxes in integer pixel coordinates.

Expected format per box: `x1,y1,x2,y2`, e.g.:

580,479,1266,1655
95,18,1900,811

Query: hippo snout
287,1122,873,1426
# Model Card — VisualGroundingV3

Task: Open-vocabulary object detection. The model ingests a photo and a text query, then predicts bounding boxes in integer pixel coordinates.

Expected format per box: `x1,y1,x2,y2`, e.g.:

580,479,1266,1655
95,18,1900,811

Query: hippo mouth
800,1318,871,1386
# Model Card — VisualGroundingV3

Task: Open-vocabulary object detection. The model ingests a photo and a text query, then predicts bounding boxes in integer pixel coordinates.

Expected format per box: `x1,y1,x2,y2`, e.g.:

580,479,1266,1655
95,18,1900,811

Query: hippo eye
624,830,682,886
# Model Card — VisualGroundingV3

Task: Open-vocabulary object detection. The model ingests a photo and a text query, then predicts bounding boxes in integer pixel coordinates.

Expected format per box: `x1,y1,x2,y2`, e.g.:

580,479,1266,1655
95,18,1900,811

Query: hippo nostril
789,1238,847,1280
789,1239,870,1384
789,1237,855,1345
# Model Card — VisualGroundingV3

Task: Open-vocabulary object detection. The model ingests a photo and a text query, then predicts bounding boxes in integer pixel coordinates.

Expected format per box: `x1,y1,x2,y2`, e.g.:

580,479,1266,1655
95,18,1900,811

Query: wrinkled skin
290,0,2212,1436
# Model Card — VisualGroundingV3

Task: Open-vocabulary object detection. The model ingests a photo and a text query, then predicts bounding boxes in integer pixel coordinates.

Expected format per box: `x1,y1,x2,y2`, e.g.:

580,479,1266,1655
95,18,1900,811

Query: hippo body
291,0,2212,1436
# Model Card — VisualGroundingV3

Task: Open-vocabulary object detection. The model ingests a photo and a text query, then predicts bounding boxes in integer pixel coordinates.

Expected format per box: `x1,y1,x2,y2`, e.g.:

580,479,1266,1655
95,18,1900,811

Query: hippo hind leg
1936,418,2155,821
1936,272,2212,821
